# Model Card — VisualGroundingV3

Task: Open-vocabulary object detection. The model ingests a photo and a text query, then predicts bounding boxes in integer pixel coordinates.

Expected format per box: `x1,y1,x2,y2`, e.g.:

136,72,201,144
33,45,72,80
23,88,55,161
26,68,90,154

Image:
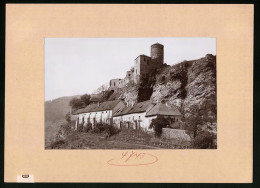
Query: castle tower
151,43,164,66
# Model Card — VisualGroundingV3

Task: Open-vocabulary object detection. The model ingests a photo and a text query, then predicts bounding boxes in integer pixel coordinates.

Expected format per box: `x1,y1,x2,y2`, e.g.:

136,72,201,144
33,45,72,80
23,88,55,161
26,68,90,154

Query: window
147,60,149,65
128,74,130,76
114,82,115,86
144,58,146,61
136,69,137,74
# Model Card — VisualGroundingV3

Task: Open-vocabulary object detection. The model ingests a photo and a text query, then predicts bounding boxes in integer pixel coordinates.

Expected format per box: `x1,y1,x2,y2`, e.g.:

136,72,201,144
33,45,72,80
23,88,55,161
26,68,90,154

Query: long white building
72,100,182,132
72,100,125,130
113,100,182,131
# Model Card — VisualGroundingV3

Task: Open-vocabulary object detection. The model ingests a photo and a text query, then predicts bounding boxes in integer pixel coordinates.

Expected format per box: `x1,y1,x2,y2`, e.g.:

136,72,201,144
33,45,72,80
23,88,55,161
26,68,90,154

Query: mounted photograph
44,38,217,149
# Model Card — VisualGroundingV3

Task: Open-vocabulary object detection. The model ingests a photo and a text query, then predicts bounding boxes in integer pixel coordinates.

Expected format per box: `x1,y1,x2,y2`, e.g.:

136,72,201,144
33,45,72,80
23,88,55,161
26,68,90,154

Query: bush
192,131,215,149
55,123,71,140
49,140,66,149
150,117,170,137
84,123,92,132
91,123,120,138
77,123,83,132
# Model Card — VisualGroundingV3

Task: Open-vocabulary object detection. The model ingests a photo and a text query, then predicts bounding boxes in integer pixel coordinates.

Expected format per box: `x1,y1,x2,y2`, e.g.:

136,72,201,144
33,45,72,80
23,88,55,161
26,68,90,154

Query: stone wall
151,43,164,66
162,128,191,142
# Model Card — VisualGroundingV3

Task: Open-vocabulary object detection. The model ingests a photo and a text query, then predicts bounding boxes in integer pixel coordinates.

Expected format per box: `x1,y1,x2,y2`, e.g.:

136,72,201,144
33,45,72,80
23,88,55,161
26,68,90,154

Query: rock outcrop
150,54,217,133
100,54,217,133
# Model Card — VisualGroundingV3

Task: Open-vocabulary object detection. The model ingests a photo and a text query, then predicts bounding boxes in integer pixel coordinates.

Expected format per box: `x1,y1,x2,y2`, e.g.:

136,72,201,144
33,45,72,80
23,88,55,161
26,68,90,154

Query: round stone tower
151,43,164,66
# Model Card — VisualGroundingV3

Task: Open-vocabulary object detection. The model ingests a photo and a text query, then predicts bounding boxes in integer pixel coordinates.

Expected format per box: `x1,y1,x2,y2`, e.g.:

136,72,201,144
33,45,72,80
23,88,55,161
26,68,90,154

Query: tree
192,131,215,149
150,116,170,137
93,83,110,101
65,112,71,124
80,94,91,106
137,70,157,102
69,98,84,110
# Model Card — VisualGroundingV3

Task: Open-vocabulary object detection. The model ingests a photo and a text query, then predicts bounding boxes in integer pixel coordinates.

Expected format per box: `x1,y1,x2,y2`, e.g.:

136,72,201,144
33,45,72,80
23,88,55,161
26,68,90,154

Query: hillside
45,95,80,147
45,95,80,122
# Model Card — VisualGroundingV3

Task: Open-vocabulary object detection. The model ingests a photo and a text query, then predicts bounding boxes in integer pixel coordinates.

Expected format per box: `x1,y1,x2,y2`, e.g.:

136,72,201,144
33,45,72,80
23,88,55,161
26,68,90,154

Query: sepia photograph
45,38,217,149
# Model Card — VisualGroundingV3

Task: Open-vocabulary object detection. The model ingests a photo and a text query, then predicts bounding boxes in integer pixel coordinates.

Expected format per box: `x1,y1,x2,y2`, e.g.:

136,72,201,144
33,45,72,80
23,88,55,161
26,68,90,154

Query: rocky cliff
107,54,217,132
151,54,216,119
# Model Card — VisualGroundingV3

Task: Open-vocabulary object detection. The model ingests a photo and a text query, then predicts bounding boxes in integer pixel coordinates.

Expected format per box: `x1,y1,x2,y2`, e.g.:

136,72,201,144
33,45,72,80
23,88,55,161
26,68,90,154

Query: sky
45,38,216,101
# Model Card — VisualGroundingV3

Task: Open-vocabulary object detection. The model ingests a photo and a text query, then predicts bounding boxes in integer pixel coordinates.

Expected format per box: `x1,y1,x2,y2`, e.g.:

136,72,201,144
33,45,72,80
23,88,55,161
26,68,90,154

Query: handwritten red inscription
107,151,158,166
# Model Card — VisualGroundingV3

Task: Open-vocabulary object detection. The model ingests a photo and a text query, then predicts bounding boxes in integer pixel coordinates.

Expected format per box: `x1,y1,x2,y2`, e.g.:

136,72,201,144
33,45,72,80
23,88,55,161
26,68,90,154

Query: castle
109,43,164,89
72,43,183,132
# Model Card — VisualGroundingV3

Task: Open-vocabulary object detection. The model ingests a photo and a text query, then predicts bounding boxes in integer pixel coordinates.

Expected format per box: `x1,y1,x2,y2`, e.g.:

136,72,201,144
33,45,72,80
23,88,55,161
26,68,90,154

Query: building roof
113,100,154,117
113,106,133,117
145,103,181,117
134,54,151,60
151,43,164,47
73,100,123,115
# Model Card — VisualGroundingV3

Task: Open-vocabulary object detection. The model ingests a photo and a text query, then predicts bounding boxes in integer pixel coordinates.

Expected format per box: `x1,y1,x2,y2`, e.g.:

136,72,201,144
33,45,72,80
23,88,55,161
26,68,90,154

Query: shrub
77,123,83,132
91,123,120,138
170,123,180,129
192,131,215,149
137,69,158,102
55,123,71,140
84,123,92,132
49,140,66,149
150,117,170,137
69,98,84,110
65,112,71,124
91,126,101,134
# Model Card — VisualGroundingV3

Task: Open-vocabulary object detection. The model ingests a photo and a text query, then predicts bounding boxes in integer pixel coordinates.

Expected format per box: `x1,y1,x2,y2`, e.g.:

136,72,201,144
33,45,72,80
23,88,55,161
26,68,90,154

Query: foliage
69,93,92,110
91,123,120,138
69,98,84,110
192,131,216,149
49,140,66,149
65,112,71,124
150,116,170,137
170,122,180,129
77,123,84,132
80,94,91,106
60,123,71,134
102,90,114,101
137,69,158,102
93,83,109,99
184,103,206,138
84,123,92,132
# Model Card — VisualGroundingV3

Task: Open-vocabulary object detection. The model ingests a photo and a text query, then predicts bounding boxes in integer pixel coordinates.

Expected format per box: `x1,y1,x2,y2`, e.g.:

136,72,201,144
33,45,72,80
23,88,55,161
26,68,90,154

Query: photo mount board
5,4,253,183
